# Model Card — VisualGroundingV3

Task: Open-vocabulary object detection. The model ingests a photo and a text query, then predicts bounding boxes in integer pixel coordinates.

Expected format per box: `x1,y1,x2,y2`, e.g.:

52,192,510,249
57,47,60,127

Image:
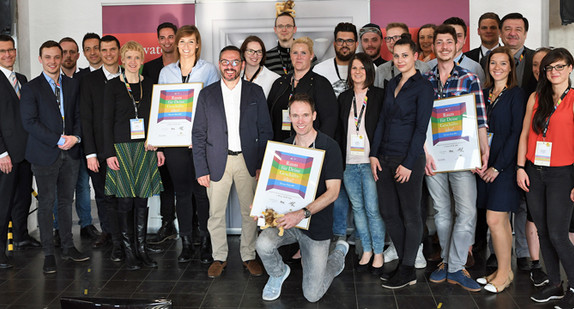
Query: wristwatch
301,207,311,219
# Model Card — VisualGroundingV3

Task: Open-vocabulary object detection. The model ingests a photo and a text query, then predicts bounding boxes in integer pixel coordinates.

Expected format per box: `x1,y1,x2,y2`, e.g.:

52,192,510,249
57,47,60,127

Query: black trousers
377,155,425,267
525,162,574,287
0,159,32,248
163,148,209,237
87,158,118,237
158,164,176,222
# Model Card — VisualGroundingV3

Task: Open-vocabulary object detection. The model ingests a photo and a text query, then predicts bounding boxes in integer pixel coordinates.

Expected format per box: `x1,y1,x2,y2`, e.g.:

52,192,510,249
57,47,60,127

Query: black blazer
192,80,274,182
0,72,28,163
20,73,81,166
465,47,481,64
80,68,108,159
520,47,536,91
142,56,164,85
337,87,384,161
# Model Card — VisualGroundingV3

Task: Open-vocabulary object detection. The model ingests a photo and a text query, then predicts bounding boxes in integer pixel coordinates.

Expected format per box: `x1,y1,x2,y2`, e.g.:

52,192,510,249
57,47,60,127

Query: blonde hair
291,36,314,55
120,41,145,63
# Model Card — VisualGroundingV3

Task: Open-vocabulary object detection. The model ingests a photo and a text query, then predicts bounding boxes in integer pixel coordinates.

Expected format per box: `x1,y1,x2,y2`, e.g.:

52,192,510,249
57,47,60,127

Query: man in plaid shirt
423,24,489,292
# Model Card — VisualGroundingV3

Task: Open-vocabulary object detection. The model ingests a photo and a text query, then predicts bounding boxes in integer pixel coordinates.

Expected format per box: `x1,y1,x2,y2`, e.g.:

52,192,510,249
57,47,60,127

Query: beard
336,49,355,62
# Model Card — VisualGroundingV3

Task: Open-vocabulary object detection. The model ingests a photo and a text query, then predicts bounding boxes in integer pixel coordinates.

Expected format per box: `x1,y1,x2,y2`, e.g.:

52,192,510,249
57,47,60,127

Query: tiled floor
0,228,566,309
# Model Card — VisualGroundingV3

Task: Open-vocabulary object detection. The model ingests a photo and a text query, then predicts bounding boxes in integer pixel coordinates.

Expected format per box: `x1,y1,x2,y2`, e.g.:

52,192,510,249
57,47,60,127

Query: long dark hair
532,48,574,134
346,52,375,89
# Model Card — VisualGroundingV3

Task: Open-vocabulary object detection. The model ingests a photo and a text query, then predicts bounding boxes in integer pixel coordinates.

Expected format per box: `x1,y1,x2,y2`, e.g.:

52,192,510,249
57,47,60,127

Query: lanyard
122,73,143,119
436,66,454,98
515,49,527,67
487,87,506,122
391,63,396,78
182,74,190,83
54,81,65,133
333,58,344,82
289,75,298,101
352,92,368,132
243,66,262,82
455,54,465,66
279,48,290,75
542,88,571,138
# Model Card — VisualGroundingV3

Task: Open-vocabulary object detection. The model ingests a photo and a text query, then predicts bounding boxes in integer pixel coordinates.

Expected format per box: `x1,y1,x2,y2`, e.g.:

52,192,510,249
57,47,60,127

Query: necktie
9,72,20,98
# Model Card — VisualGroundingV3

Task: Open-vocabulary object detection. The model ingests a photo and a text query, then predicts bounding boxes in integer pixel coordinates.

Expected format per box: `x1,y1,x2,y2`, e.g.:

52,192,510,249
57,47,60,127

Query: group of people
0,9,574,308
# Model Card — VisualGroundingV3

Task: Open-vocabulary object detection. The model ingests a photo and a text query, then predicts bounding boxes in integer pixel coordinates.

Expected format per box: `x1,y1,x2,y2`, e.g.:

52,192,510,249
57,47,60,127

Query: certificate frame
424,93,482,173
250,141,325,230
146,82,203,147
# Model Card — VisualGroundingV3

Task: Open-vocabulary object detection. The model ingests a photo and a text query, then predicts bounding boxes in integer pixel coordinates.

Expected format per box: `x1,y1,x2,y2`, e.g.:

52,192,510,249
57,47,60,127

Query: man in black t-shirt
256,93,347,303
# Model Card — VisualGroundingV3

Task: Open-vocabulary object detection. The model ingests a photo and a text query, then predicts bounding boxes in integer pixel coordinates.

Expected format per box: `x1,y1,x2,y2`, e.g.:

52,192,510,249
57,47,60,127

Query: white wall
549,0,574,54
468,0,549,51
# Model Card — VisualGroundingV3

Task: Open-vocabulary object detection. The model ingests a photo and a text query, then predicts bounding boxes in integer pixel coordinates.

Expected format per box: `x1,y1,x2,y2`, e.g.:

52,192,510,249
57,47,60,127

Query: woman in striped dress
103,41,164,270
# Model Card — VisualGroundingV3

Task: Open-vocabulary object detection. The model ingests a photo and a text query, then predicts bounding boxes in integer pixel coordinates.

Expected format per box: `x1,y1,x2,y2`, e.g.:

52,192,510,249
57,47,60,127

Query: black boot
135,207,158,268
200,231,213,264
119,210,140,270
148,219,177,244
178,236,194,263
381,264,417,289
110,239,124,262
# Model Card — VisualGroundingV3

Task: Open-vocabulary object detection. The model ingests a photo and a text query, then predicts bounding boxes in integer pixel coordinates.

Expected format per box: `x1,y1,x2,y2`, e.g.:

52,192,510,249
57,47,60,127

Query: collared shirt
221,79,242,152
374,59,431,89
89,65,101,72
513,46,526,87
479,43,500,63
428,53,485,86
424,64,487,129
102,65,121,81
42,72,64,122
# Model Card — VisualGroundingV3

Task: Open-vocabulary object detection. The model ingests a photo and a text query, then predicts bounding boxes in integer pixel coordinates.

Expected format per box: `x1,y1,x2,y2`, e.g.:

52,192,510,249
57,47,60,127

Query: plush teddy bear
261,208,285,236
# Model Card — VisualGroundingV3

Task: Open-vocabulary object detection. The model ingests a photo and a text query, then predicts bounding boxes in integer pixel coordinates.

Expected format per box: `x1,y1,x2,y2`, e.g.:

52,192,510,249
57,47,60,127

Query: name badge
130,118,145,140
487,132,494,147
534,141,552,167
350,135,365,155
282,109,291,131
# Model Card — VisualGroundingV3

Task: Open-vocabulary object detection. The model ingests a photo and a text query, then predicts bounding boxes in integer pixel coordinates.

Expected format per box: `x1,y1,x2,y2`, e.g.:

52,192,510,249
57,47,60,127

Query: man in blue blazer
20,40,89,274
193,45,273,279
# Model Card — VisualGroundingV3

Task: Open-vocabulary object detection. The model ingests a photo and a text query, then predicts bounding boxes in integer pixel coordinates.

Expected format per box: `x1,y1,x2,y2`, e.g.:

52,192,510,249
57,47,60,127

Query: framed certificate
425,93,482,173
146,83,203,147
250,141,325,230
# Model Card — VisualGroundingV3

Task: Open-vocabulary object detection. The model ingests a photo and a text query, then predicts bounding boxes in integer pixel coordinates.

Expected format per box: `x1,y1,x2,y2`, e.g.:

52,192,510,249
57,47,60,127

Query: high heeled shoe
477,270,498,285
484,272,513,293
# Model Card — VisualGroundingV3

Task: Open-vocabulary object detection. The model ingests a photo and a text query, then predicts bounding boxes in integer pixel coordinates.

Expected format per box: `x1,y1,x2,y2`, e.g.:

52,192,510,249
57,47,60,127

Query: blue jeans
53,158,92,229
332,183,349,237
343,163,384,254
426,171,477,273
256,228,345,302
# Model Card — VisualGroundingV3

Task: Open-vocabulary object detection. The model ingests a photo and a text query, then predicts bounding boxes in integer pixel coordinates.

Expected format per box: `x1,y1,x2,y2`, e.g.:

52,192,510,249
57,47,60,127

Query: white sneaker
383,242,398,263
415,243,427,269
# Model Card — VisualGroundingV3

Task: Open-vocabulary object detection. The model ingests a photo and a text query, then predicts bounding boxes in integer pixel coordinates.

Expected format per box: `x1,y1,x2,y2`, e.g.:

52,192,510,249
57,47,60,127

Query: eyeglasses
544,64,568,72
335,38,356,46
245,49,263,56
0,48,16,54
384,35,402,43
276,24,294,30
220,59,242,67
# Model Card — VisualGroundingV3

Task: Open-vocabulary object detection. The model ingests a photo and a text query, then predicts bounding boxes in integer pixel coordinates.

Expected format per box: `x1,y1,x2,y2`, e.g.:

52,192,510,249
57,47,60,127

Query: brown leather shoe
207,261,227,278
465,251,475,268
243,259,263,276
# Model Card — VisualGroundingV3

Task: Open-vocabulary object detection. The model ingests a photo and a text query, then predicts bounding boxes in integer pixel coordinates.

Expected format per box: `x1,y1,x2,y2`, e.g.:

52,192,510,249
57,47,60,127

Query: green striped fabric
105,142,163,198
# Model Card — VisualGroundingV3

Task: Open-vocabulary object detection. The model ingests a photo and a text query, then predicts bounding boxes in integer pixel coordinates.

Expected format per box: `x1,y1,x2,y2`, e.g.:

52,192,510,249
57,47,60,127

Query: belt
228,150,242,156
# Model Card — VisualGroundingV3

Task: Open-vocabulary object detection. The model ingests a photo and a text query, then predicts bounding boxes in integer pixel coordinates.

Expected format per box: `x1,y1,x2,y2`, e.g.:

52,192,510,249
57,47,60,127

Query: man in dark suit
193,45,273,279
56,37,101,243
499,12,535,272
0,34,39,268
142,22,178,245
80,35,124,259
20,40,89,274
465,12,501,65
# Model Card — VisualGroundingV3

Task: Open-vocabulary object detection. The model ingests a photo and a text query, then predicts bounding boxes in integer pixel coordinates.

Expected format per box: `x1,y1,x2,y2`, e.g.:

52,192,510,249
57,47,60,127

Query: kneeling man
256,93,348,303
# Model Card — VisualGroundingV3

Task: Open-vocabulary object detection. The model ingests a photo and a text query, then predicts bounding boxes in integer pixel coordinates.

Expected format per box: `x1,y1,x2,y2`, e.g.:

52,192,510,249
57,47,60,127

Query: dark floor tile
135,280,176,294
428,280,472,296
0,279,36,292
172,280,211,294
110,268,151,281
434,295,478,309
0,290,27,305
392,280,433,296
356,295,396,309
179,269,210,281
318,292,357,308
208,278,249,293
395,296,436,309
8,289,60,307
169,292,206,308
472,291,521,309
355,281,395,296
100,280,141,294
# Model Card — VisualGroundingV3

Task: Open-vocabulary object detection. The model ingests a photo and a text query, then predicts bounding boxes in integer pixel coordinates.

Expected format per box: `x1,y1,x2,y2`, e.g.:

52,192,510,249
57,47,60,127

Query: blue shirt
370,71,434,169
42,72,64,124
158,59,219,86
